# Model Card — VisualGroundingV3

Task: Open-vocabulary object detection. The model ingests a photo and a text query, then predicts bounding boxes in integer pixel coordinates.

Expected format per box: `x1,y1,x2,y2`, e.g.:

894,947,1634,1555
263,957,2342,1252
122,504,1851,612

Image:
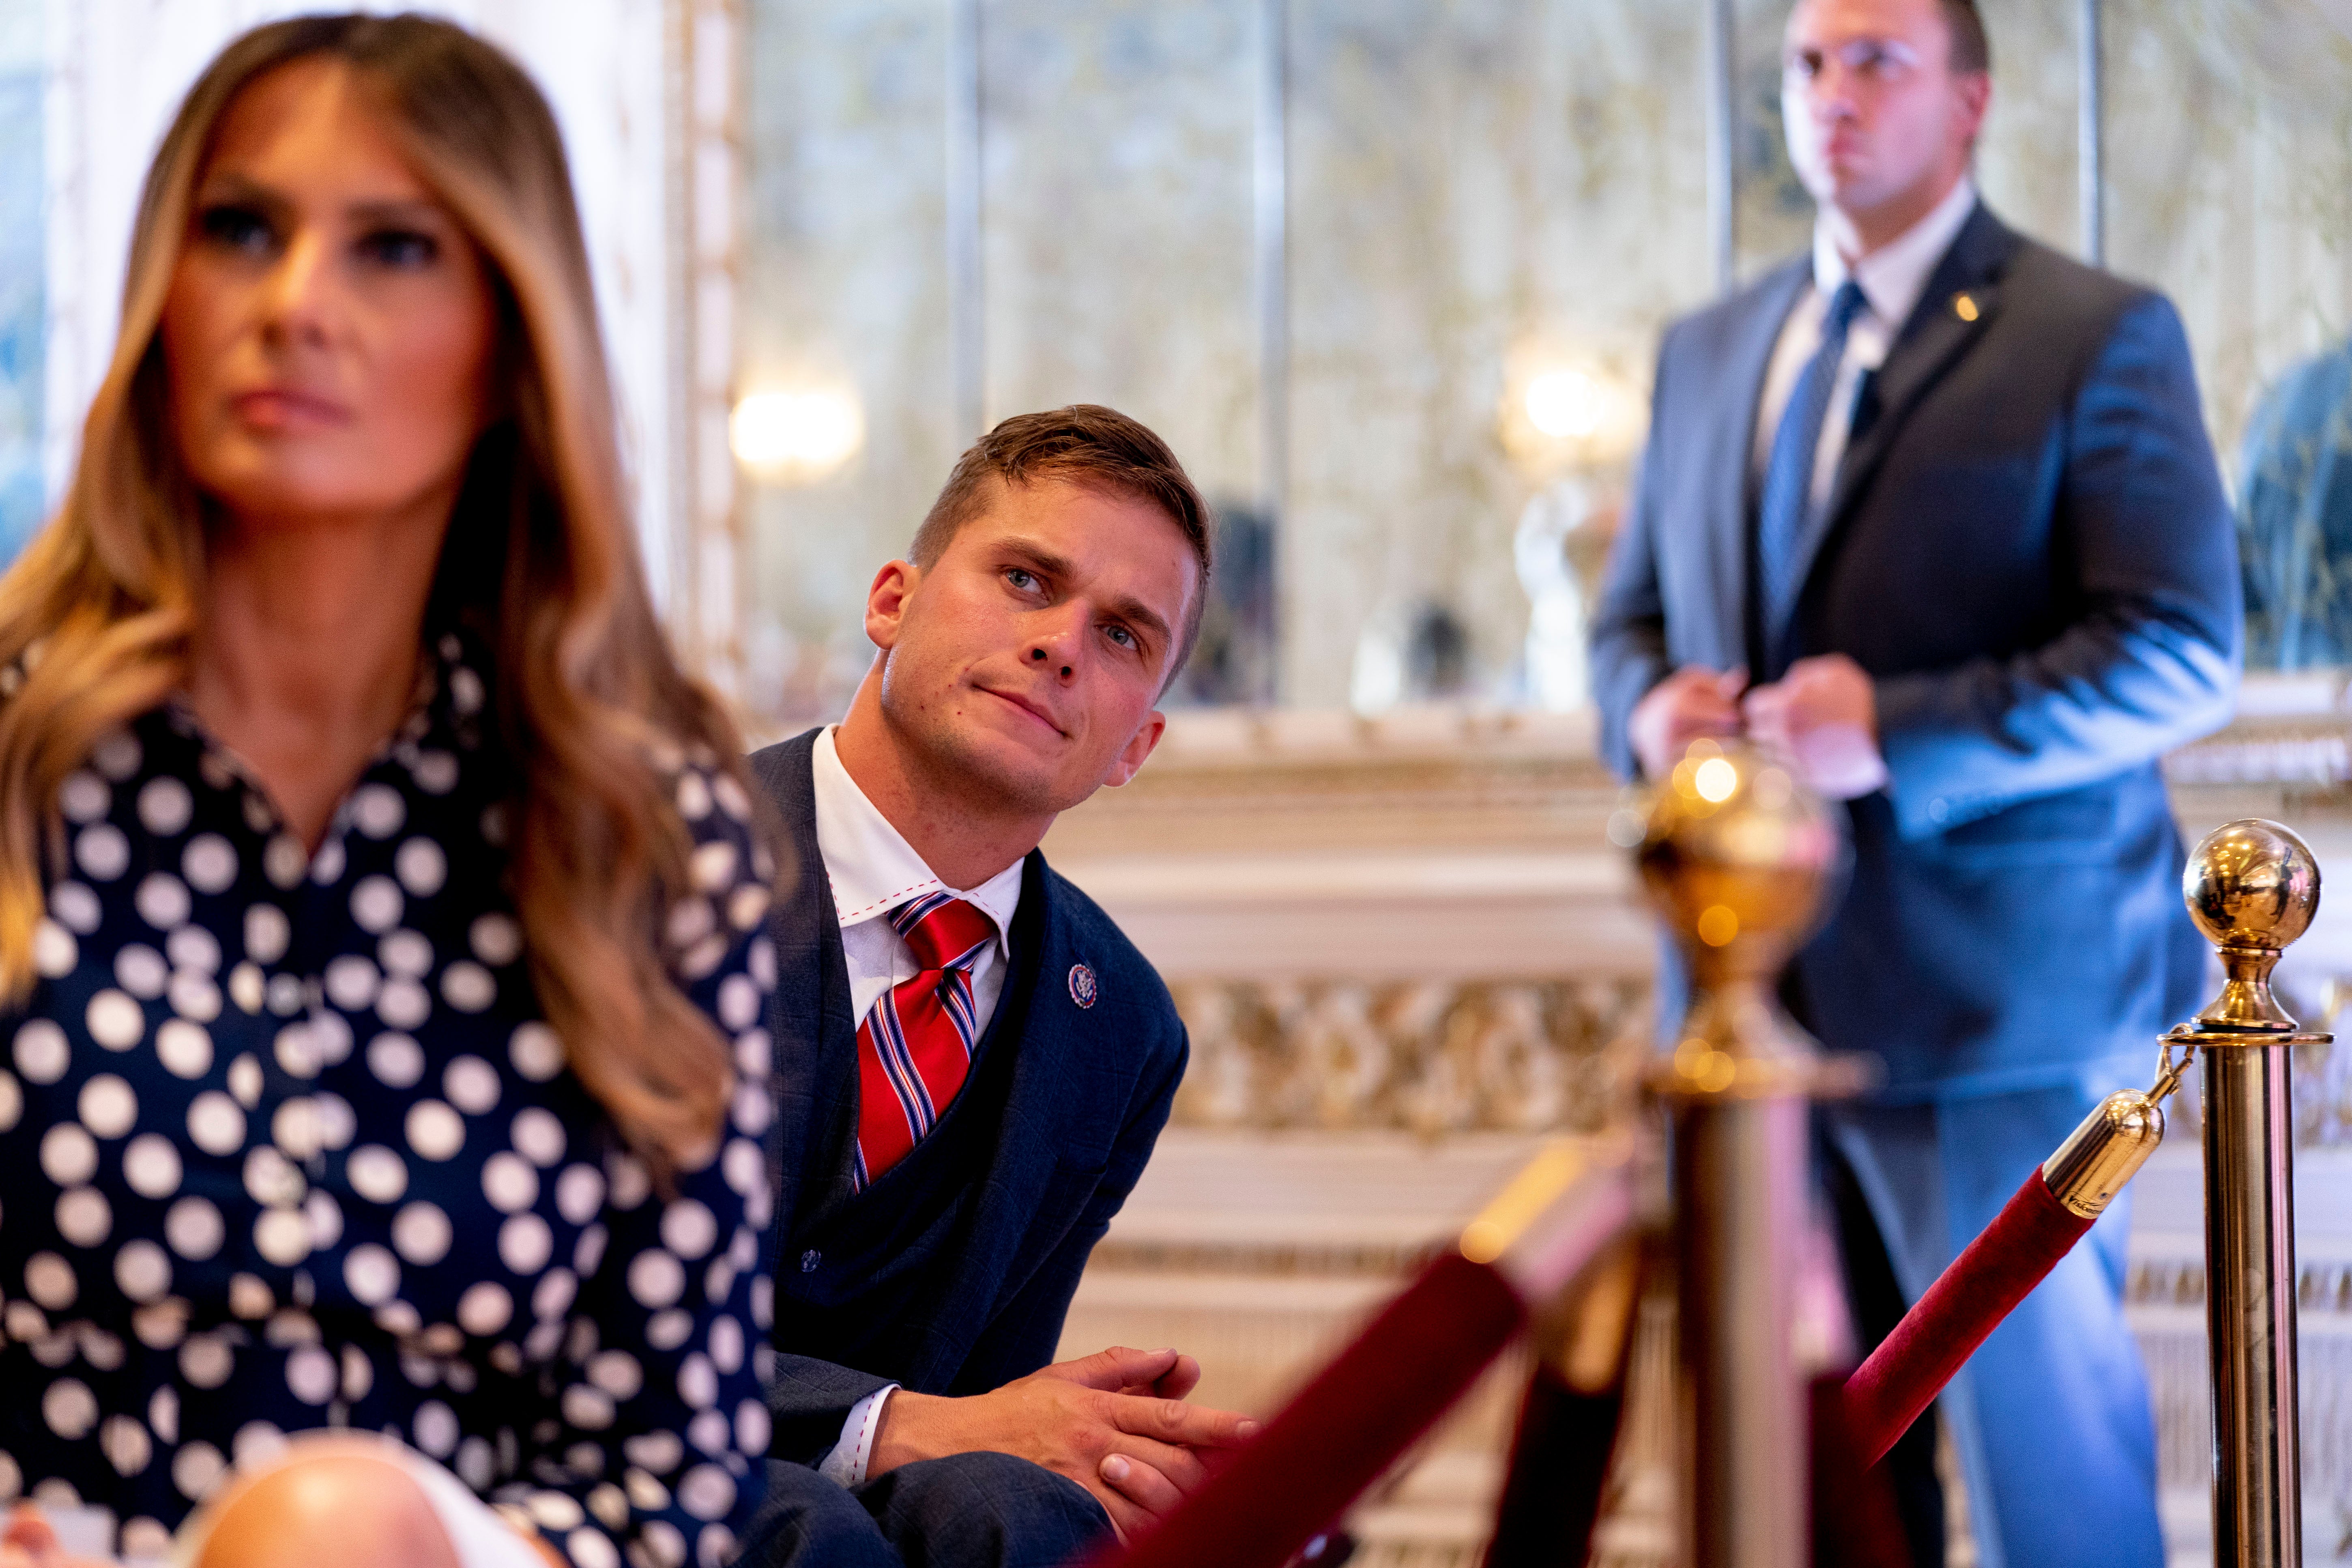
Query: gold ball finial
2185,820,2320,954
2183,818,2323,1033
1630,741,1841,983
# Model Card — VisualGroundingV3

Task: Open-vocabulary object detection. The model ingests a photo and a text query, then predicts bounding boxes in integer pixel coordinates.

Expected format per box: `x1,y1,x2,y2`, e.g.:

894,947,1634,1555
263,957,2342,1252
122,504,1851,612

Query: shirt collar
810,726,1021,958
1812,174,1977,331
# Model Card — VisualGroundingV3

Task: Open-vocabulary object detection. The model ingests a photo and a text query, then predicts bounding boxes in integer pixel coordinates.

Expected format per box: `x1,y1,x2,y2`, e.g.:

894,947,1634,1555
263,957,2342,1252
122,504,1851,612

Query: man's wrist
868,1389,953,1476
819,1385,899,1487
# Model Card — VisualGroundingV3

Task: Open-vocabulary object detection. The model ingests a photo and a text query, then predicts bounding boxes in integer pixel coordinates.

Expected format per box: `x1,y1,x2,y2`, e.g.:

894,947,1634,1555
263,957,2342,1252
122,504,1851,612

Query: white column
671,0,745,699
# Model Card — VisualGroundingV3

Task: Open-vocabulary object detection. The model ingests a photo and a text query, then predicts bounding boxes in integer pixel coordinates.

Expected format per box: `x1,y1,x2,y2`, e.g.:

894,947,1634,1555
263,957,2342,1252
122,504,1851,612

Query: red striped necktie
853,892,999,1188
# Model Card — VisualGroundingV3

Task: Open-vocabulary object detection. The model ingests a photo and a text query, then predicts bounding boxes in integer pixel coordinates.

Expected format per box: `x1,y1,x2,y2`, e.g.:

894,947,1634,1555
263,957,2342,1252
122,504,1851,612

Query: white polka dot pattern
33,920,77,978
0,647,777,1562
500,1213,555,1275
509,1022,563,1082
511,1107,565,1167
183,835,237,895
405,1101,465,1162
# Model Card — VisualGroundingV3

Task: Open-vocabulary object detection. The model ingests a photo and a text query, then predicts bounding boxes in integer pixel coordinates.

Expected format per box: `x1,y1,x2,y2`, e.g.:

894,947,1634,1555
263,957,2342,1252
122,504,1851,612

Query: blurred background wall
12,3,2352,1562
16,1,2352,717
0,3,38,562
731,0,2352,728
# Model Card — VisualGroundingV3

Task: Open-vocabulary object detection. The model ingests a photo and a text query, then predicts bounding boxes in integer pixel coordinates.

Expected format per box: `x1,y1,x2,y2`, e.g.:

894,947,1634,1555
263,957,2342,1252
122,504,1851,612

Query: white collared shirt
812,725,1025,1035
1749,174,1980,510
809,724,1027,1487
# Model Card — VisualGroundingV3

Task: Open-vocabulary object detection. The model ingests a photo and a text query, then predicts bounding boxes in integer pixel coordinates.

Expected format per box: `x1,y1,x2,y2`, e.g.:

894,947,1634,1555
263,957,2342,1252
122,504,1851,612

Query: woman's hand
0,1505,119,1568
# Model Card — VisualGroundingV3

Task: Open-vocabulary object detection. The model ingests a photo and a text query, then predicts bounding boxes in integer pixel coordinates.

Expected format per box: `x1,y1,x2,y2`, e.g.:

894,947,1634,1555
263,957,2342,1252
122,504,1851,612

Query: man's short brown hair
1941,0,1988,74
910,405,1216,680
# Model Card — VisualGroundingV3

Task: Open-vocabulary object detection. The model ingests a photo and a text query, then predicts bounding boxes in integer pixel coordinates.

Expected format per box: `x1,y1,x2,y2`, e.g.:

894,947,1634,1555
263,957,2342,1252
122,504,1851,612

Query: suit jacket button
800,1249,821,1273
1928,798,1950,824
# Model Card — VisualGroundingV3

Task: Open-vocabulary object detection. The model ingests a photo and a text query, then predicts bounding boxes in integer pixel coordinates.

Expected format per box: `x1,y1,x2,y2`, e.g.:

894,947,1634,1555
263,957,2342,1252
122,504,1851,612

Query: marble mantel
1041,680,2352,1141
1050,681,2352,976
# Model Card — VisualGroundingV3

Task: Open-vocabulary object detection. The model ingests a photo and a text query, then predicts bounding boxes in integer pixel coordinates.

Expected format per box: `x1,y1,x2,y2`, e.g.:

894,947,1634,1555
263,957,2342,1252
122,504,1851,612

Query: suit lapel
752,731,863,1229
947,859,1090,1264
1786,204,2020,606
962,855,1065,1191
1709,261,1813,665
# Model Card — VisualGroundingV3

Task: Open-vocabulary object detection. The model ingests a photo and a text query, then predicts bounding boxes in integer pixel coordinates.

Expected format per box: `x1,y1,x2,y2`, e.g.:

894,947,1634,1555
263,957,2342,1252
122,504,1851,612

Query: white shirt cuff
817,1385,898,1488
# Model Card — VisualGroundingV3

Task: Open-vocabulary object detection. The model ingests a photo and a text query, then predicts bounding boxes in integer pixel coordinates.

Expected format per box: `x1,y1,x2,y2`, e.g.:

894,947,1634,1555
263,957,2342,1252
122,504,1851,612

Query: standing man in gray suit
1591,0,2239,1564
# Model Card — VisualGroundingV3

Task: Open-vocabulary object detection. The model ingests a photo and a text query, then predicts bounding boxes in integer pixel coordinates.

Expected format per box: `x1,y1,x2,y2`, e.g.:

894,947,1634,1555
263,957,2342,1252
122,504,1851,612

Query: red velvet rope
1084,1251,1527,1568
1843,1170,2094,1468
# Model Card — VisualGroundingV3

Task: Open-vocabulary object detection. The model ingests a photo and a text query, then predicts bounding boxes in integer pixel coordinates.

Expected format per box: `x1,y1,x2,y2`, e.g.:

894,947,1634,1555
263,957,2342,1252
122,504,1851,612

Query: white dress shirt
809,725,1027,1487
812,726,1024,1032
1750,175,1980,510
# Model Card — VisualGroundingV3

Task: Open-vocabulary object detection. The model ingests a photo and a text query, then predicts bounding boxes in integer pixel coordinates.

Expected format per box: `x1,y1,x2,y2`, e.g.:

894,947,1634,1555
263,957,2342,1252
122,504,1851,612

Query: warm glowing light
730,389,865,474
1696,905,1740,947
1693,756,1739,803
1525,368,1608,439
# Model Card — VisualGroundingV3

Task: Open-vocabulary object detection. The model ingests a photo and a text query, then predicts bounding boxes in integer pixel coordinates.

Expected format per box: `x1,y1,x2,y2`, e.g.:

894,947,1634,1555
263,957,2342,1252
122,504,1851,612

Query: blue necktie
1755,280,1869,665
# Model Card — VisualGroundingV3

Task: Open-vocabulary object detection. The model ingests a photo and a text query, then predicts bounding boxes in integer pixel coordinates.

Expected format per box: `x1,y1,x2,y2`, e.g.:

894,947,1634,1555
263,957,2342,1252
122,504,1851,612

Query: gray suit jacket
1591,202,2240,1096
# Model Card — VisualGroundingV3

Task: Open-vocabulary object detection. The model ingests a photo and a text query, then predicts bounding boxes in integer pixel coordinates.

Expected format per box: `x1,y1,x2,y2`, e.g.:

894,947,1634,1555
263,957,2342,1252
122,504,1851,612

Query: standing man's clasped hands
1628,655,1887,800
1740,654,1889,799
1626,664,1747,778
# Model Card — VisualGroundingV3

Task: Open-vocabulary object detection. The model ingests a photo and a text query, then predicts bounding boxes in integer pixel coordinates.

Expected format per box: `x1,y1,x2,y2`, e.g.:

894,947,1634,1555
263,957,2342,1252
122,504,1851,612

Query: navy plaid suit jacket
747,730,1188,1463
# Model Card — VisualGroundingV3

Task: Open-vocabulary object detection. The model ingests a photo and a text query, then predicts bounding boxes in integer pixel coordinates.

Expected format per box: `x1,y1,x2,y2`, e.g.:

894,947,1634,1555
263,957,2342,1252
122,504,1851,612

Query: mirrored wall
736,0,2352,728
6,2,2344,717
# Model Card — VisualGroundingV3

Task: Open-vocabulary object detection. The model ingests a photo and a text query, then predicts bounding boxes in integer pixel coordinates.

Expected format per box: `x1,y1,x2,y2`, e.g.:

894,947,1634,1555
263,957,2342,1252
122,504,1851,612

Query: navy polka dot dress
0,634,778,1568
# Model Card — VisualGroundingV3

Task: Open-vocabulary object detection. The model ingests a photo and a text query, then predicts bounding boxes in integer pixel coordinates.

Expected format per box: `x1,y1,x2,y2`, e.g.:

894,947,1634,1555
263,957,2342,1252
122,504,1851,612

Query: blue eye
198,204,275,255
1006,568,1038,591
358,230,438,268
1106,625,1137,650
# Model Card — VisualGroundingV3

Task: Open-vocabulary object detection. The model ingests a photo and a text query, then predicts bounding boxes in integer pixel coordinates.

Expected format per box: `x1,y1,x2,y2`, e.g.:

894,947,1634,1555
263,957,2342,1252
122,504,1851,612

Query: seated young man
745,406,1253,1568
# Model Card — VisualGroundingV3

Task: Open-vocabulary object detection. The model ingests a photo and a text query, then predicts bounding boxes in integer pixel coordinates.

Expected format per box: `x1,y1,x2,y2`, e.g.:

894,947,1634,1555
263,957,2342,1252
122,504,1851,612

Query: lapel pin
1068,964,1098,1009
1952,292,1980,322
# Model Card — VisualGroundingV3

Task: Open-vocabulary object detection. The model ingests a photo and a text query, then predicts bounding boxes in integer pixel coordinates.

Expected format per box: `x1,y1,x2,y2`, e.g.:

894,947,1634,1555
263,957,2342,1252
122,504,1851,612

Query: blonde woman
0,16,777,1568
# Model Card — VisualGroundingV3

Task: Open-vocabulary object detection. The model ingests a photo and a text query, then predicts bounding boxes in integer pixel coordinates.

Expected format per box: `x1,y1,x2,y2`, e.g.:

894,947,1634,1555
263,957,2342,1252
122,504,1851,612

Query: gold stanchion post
1633,743,1860,1568
2174,820,2330,1568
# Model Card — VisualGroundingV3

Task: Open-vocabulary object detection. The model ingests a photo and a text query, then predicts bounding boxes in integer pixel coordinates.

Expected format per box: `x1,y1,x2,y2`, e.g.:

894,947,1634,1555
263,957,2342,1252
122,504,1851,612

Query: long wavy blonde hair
0,14,762,1162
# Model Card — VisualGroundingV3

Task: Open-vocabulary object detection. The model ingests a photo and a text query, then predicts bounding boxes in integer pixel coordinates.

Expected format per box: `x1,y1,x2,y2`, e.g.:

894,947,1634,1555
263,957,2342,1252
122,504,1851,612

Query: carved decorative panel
1169,976,1652,1135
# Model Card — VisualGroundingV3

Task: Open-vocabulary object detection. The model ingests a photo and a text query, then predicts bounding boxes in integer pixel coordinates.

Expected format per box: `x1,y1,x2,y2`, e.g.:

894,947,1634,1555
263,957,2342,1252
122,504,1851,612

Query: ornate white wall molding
1169,976,1652,1136
1046,690,2352,1142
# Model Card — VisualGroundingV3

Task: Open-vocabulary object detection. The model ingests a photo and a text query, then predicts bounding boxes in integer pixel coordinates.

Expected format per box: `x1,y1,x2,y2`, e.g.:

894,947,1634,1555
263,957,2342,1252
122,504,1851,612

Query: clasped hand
1628,655,1888,800
870,1345,1258,1542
